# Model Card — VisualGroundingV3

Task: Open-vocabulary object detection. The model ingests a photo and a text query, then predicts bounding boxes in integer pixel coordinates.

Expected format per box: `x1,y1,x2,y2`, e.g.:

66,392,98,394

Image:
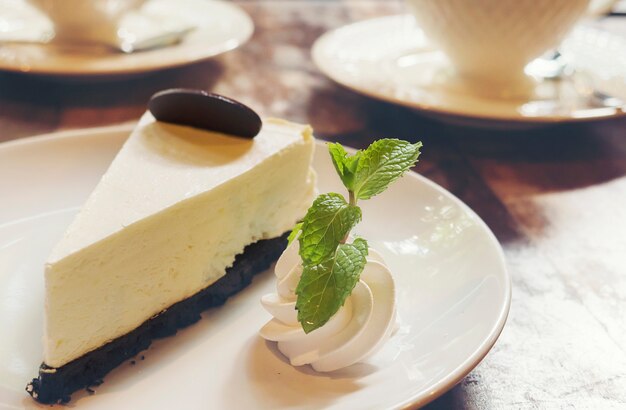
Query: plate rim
0,0,253,77
311,14,626,125
0,124,511,409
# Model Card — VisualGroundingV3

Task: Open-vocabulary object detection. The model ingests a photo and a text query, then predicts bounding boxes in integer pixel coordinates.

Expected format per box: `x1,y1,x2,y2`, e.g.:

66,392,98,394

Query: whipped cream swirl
259,240,397,372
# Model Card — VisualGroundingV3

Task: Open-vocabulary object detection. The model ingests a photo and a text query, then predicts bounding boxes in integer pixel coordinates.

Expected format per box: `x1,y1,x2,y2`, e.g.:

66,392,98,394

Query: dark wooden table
1,1,625,408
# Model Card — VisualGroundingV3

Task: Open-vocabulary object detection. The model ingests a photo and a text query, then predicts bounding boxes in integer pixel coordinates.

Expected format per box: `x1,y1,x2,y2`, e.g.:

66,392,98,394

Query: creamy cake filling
44,115,316,368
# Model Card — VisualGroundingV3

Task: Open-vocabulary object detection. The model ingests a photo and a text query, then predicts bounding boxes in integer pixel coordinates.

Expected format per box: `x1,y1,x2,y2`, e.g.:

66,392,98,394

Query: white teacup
28,0,146,45
406,0,590,96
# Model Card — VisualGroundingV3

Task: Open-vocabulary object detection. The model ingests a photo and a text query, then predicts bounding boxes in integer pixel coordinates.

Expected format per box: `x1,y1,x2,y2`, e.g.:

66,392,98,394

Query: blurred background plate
312,15,626,128
0,0,253,77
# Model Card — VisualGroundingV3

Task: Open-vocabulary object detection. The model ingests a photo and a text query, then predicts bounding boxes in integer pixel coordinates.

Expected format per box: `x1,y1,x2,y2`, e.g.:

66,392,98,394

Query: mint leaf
328,142,360,192
328,142,348,179
352,139,422,200
287,222,303,246
351,237,368,256
295,238,369,333
298,193,361,265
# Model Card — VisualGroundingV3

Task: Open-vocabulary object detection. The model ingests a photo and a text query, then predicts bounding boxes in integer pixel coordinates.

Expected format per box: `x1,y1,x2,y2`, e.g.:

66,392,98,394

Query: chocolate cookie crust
27,234,287,404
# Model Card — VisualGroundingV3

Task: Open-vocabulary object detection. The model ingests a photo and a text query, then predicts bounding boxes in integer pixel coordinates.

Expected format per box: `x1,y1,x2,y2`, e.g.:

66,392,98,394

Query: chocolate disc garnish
148,89,262,138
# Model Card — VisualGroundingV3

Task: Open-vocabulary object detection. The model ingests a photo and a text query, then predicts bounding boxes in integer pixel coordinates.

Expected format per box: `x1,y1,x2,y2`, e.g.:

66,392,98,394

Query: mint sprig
294,138,422,333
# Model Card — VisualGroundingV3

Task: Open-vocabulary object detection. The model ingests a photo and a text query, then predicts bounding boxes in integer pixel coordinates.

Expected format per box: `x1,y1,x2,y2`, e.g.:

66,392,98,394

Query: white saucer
0,0,253,77
312,15,626,127
0,125,510,409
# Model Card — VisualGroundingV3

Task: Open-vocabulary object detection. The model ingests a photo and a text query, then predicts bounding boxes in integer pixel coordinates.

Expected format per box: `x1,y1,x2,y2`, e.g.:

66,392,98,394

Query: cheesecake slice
27,112,316,403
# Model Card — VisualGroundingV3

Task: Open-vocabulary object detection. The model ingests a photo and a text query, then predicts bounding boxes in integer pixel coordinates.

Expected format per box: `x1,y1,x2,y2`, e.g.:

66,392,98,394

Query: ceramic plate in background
0,0,253,77
312,15,626,128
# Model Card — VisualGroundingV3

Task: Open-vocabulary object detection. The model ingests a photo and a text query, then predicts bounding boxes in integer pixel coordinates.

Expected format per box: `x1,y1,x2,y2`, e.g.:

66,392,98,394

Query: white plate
0,0,252,77
0,125,510,409
312,15,626,127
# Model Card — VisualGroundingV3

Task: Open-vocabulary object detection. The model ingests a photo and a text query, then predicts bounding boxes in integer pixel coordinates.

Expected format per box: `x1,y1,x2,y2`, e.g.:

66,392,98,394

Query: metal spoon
0,26,194,54
118,26,195,53
528,50,625,111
